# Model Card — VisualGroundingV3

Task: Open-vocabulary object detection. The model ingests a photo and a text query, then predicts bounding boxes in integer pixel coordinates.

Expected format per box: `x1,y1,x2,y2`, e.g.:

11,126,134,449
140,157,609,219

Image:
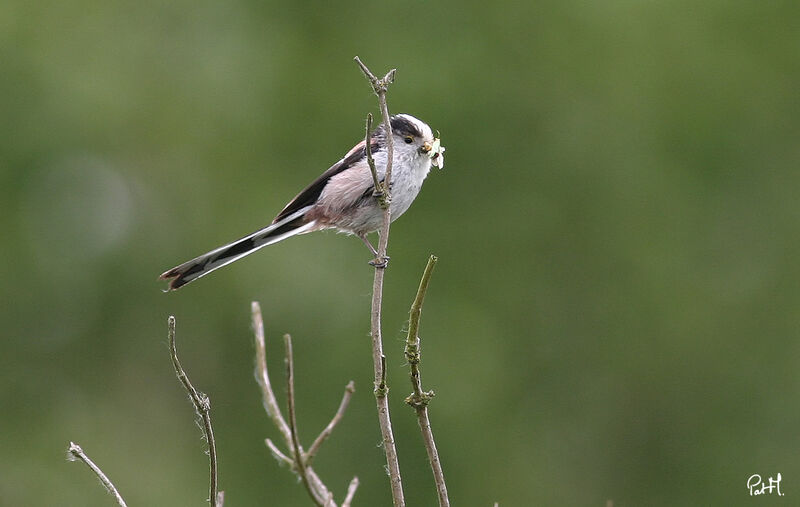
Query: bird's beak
421,141,433,153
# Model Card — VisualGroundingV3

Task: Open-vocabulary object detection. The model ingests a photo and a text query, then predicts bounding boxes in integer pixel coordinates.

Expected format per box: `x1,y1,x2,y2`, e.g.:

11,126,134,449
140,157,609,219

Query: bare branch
305,469,336,507
284,334,323,506
252,305,356,506
364,113,387,207
406,256,438,372
168,316,222,506
252,302,293,450
355,55,395,268
404,255,449,507
413,409,447,506
354,55,405,507
306,381,356,465
354,56,396,95
354,56,396,204
265,438,294,466
67,442,128,507
342,476,360,507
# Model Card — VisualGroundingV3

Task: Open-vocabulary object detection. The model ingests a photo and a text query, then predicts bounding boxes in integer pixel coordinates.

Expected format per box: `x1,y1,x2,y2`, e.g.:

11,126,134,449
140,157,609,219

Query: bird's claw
369,256,390,269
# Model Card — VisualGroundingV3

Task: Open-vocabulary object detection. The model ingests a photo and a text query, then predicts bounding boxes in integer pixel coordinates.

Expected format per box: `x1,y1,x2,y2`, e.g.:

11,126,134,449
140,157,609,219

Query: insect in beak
429,138,445,169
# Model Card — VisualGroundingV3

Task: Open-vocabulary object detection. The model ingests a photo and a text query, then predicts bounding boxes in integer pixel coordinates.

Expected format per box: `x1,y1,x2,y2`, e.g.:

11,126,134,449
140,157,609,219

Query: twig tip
66,441,80,460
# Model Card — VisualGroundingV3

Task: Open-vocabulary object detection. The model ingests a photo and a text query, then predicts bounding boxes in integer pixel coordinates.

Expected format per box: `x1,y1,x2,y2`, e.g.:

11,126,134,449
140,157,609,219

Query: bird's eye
403,136,413,144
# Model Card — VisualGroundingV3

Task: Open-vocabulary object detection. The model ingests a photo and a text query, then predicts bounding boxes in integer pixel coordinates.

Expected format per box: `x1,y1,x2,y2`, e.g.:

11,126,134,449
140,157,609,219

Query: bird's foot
369,255,390,269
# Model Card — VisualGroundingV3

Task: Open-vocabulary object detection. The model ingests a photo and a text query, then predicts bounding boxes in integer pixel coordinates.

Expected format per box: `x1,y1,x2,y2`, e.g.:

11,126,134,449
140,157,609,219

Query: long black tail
160,207,315,290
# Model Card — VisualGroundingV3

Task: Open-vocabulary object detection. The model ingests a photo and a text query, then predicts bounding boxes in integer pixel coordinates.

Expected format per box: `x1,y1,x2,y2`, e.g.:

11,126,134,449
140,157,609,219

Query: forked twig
252,302,358,507
168,316,223,507
354,55,406,507
67,442,128,507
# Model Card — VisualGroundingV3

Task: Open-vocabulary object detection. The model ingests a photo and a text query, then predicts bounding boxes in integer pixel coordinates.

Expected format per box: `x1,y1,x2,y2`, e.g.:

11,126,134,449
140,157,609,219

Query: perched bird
160,113,445,290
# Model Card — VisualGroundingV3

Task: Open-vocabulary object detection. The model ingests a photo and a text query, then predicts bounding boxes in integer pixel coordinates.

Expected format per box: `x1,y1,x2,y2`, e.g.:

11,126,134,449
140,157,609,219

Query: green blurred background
2,0,799,505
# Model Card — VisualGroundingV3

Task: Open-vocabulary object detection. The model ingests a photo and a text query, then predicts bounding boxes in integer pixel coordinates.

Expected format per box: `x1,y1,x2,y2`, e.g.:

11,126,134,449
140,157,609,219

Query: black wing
271,139,379,224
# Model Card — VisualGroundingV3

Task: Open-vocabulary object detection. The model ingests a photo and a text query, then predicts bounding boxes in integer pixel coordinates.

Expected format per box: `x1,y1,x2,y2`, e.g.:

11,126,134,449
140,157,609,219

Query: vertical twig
354,57,396,195
253,302,294,449
404,255,449,507
354,55,406,507
168,316,223,507
284,334,323,506
67,442,128,507
355,55,396,267
364,113,387,206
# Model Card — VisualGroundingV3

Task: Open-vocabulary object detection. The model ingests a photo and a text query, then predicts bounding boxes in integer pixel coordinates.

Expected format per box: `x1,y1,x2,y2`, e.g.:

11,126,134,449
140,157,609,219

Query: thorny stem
354,55,405,507
168,316,223,507
404,255,450,507
67,442,128,507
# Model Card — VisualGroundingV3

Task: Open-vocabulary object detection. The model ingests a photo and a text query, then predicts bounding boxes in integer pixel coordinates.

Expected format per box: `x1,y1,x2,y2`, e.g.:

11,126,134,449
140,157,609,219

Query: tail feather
160,207,315,290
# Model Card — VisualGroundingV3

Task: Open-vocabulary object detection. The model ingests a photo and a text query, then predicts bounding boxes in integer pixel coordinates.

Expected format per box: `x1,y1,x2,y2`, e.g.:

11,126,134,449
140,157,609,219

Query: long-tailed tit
160,113,445,290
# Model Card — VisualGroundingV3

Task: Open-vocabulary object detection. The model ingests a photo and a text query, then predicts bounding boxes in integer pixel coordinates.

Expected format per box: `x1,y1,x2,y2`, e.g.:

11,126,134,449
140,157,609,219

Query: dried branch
265,438,294,466
252,302,358,507
252,302,293,449
342,477,360,507
404,255,449,507
353,58,396,188
306,380,356,465
354,55,406,507
354,55,395,269
168,316,223,507
67,442,128,507
284,333,322,506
